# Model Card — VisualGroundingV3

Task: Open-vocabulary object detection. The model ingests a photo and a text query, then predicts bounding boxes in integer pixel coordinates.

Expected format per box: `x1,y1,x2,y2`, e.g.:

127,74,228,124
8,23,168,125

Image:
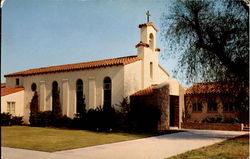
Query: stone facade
130,83,170,130
153,83,170,130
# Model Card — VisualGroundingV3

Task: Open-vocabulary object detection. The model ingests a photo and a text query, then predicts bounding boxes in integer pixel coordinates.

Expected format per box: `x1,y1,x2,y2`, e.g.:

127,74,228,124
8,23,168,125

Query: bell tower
136,11,160,89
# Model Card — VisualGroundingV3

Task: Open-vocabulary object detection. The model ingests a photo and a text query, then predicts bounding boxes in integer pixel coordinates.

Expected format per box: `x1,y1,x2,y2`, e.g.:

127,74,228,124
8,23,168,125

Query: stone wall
153,83,170,130
182,122,244,131
130,83,170,130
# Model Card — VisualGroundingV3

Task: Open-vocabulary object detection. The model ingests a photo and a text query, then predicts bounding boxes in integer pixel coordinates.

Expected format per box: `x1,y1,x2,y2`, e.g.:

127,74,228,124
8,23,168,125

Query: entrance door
170,103,175,126
170,95,179,127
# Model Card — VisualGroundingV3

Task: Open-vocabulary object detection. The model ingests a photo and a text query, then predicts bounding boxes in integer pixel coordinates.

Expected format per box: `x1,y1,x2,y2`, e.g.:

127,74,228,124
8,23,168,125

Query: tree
52,89,62,119
161,0,249,84
30,91,39,114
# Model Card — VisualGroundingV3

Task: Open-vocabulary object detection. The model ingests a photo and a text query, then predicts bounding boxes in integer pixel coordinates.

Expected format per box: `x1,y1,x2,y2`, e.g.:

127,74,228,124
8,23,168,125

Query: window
52,81,59,113
7,102,15,114
103,77,112,108
150,62,153,79
223,102,234,112
31,83,37,91
192,102,202,112
149,33,154,50
208,102,217,112
76,79,85,114
16,78,20,86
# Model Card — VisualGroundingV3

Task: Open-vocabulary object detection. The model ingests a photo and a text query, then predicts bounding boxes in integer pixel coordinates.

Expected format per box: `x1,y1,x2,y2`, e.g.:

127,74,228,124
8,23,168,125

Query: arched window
76,79,85,114
103,77,112,108
149,33,154,50
31,83,37,92
150,62,153,79
52,81,59,112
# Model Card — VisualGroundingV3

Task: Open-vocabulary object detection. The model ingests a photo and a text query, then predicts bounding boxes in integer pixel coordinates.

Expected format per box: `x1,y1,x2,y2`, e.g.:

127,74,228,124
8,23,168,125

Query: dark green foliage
117,97,130,117
1,113,12,126
11,116,24,125
161,0,249,83
52,89,62,119
30,91,39,114
72,112,87,129
28,97,161,132
202,114,240,123
1,113,23,126
53,115,73,127
86,106,117,131
29,111,53,127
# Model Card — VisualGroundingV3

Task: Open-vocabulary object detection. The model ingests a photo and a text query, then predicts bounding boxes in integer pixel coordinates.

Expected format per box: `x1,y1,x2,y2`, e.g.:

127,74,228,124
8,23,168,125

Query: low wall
182,122,244,131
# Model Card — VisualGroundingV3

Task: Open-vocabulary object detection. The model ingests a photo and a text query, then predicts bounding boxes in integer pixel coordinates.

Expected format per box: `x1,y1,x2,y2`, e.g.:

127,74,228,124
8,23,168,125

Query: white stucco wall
137,25,160,89
124,60,142,97
1,90,24,116
6,65,125,122
158,66,169,83
165,78,180,96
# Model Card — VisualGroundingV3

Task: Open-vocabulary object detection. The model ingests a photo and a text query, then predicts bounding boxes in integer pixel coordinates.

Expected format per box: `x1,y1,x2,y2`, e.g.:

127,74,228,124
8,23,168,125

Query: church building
1,21,184,128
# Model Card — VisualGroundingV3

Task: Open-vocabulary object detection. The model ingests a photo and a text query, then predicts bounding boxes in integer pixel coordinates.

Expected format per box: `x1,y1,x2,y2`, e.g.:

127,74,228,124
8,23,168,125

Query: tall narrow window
16,78,20,86
103,77,112,109
52,81,62,116
31,83,37,92
208,101,217,112
149,33,154,50
150,62,153,79
76,79,85,114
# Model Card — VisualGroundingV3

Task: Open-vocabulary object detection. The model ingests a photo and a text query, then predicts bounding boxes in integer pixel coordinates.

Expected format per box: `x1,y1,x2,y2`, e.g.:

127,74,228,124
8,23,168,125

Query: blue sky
2,0,181,85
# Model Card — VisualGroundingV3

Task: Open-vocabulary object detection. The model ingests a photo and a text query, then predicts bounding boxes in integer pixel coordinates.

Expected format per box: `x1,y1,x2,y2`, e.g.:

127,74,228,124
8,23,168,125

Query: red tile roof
4,56,141,77
1,87,25,96
185,82,247,95
1,83,6,88
139,22,158,32
131,85,158,97
155,48,160,52
135,41,149,48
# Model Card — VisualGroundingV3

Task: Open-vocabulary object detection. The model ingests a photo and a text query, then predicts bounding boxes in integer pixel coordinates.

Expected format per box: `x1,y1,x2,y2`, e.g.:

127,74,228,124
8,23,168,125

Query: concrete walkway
2,129,248,159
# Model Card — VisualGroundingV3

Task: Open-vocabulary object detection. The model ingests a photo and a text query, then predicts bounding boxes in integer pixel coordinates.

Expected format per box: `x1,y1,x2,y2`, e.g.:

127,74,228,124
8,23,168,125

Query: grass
2,126,181,152
166,134,249,159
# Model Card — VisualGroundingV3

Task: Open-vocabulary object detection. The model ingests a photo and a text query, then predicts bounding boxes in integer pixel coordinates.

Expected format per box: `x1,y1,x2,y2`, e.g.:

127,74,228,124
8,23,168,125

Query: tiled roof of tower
1,87,25,96
4,56,141,77
138,22,158,32
185,82,247,95
1,83,6,88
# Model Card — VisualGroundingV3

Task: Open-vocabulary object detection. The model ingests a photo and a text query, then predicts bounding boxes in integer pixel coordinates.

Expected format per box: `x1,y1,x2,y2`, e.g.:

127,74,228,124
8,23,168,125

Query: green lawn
166,134,249,159
2,126,179,152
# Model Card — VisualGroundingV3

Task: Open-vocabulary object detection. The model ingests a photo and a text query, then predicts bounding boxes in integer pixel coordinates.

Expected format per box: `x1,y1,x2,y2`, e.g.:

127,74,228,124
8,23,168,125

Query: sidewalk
2,129,248,159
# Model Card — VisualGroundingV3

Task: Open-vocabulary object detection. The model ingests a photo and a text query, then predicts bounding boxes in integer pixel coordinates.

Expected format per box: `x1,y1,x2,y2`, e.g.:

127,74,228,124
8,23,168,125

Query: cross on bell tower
146,10,151,23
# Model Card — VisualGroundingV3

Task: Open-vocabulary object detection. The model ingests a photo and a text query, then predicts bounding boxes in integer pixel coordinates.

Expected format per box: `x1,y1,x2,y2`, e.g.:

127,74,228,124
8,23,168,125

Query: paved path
2,129,248,159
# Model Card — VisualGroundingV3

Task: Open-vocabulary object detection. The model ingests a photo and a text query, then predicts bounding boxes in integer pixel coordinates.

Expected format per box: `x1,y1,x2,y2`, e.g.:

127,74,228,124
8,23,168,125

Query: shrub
202,114,240,123
53,115,73,127
1,113,12,126
29,111,52,127
85,106,117,131
72,112,87,129
1,113,23,126
11,116,23,125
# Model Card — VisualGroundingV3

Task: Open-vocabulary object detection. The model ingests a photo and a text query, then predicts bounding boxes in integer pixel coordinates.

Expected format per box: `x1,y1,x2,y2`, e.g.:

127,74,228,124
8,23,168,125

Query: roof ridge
27,55,139,71
5,55,141,77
